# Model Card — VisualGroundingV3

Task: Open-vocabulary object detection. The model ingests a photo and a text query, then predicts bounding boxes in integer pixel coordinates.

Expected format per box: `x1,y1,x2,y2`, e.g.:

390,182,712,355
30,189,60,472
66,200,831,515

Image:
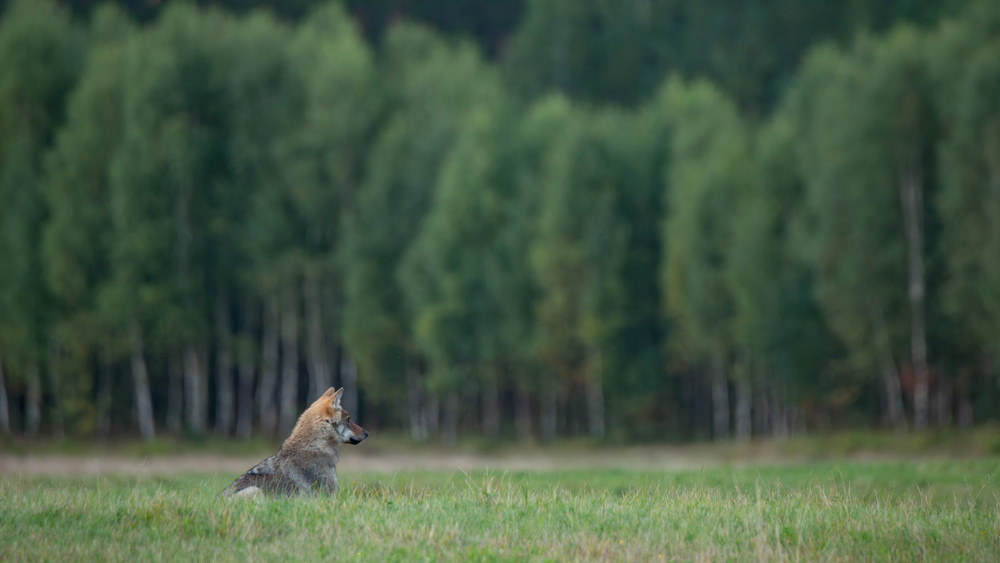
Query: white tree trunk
96,353,112,438
934,377,952,427
792,407,807,435
340,353,358,417
958,393,973,429
278,282,300,437
406,357,426,441
235,349,255,440
257,298,280,437
710,350,729,441
441,392,459,446
129,322,155,441
424,394,440,438
215,292,234,437
770,392,787,439
752,366,770,437
304,270,331,401
515,386,533,444
586,348,605,437
900,160,930,429
175,167,199,435
482,369,500,439
183,345,207,434
25,360,41,438
734,378,751,441
0,354,9,434
754,392,770,437
235,295,257,441
874,306,907,433
540,382,558,443
47,342,64,439
166,353,183,433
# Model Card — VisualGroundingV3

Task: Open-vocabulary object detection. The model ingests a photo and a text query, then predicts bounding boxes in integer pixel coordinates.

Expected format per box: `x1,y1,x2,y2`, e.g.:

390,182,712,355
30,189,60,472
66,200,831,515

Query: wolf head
289,387,369,450
321,387,369,445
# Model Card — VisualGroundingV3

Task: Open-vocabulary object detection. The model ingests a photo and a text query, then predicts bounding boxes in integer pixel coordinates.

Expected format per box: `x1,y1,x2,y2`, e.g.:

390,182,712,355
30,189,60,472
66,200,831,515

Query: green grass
2,459,999,561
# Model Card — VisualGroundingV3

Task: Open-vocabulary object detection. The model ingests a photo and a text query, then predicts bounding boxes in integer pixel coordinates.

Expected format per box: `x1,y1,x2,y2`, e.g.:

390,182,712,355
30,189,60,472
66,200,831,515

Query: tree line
0,0,998,443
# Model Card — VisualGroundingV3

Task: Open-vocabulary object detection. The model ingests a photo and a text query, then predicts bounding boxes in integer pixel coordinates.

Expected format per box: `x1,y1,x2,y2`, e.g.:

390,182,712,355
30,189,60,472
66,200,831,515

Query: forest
1,0,999,444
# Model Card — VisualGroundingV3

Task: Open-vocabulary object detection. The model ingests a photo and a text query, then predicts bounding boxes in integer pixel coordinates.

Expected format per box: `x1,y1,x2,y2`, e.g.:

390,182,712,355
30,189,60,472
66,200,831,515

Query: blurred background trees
0,0,998,443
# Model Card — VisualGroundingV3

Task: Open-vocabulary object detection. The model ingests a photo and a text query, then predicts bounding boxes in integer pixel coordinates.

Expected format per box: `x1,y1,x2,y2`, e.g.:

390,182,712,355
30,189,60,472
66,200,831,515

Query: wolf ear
320,387,336,400
331,387,344,408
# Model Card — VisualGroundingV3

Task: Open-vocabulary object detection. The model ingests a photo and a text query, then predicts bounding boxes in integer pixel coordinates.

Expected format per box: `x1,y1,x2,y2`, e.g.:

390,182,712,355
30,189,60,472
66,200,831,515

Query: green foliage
1,0,999,441
503,0,972,110
660,78,748,362
399,75,512,392
934,4,1000,361
341,26,493,407
217,8,297,297
786,28,942,386
275,0,376,267
0,0,82,373
36,6,133,430
727,113,841,401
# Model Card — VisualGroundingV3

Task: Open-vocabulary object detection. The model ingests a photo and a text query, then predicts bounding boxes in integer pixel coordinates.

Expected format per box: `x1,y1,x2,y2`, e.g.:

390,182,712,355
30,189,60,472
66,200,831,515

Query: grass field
2,458,999,561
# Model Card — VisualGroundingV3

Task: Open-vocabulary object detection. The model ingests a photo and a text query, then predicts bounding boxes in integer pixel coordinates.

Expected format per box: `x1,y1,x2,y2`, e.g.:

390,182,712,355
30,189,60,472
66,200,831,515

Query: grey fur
220,387,367,498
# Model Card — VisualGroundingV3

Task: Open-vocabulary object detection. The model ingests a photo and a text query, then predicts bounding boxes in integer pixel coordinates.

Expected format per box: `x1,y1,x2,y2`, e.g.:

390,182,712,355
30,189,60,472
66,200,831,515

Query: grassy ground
2,458,999,561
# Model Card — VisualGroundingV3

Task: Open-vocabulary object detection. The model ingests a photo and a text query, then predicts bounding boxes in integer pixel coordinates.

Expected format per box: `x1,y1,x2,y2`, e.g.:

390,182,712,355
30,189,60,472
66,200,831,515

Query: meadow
1,457,999,561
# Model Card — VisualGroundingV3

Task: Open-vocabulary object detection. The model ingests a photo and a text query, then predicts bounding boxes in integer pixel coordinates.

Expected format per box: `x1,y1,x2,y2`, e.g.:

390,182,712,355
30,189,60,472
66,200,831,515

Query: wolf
220,387,368,498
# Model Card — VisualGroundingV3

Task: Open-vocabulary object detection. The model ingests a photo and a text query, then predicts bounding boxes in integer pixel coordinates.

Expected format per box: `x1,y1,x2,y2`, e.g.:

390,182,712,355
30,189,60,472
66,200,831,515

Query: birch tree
341,26,493,438
0,0,82,437
660,78,750,441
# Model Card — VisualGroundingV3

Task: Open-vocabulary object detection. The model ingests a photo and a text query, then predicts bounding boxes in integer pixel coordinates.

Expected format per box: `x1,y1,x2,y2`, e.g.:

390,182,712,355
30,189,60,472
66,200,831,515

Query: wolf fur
220,387,368,498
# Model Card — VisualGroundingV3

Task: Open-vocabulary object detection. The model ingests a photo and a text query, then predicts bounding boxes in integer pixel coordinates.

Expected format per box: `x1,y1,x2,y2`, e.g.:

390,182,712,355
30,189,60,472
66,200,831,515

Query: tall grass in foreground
1,460,999,561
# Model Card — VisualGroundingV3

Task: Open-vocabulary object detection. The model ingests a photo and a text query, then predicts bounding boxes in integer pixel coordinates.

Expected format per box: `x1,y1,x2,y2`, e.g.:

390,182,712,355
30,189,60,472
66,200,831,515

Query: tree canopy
0,0,998,442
